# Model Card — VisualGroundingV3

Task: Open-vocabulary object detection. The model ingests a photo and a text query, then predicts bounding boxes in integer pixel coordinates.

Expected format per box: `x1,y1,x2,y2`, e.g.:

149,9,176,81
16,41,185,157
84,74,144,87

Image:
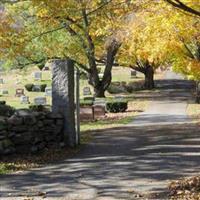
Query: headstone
114,96,124,101
131,70,137,78
0,78,4,84
93,105,105,119
20,96,30,104
43,66,50,71
34,72,42,81
83,87,92,96
45,87,52,97
1,89,8,95
34,97,47,105
94,98,106,107
32,85,41,92
80,106,94,121
15,88,24,97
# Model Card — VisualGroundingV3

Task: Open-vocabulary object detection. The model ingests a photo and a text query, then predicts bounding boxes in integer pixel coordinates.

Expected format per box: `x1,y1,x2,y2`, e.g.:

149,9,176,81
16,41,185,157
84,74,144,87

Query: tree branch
165,0,200,17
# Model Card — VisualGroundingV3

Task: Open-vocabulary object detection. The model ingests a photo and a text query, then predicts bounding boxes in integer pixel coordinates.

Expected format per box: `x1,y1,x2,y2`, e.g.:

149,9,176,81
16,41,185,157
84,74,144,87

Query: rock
8,132,15,138
0,121,6,131
56,119,63,126
0,130,7,136
32,112,45,120
54,126,63,135
31,145,38,153
0,135,6,140
46,112,63,119
23,114,37,125
59,142,66,148
0,140,4,153
38,142,46,150
7,115,23,126
10,125,28,132
37,121,44,128
43,119,54,125
15,109,32,117
12,132,32,144
4,146,15,155
32,137,43,145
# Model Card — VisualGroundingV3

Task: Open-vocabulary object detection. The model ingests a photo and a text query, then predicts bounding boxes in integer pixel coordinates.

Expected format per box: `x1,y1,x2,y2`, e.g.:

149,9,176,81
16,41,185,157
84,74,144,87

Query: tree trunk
94,86,106,98
144,65,155,90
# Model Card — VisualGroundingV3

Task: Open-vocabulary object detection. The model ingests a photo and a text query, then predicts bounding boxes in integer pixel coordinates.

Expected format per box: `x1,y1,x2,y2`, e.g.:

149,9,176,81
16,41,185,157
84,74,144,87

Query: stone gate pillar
51,59,76,147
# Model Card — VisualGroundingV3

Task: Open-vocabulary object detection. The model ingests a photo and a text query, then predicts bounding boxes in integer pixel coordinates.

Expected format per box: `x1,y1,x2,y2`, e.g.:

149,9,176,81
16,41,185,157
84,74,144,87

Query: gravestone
32,85,41,92
20,96,30,104
1,89,8,95
15,88,24,97
45,87,52,97
0,78,4,84
93,105,105,119
94,98,106,107
34,97,47,105
52,59,77,147
114,96,124,101
83,87,91,96
43,66,50,71
80,106,94,121
93,98,106,119
131,70,137,78
34,72,42,81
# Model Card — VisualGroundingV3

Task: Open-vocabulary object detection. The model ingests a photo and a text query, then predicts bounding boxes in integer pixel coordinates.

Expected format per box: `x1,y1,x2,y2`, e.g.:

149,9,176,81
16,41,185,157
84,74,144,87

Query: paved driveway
0,72,199,200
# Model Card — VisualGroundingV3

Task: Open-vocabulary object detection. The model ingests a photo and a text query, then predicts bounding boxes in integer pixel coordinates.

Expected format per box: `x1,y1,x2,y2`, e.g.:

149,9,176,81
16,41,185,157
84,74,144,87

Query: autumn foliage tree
0,0,136,97
118,0,200,90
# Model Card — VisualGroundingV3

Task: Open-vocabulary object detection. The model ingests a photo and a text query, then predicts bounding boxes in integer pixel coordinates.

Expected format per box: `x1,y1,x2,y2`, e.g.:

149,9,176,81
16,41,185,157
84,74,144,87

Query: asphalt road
0,72,198,200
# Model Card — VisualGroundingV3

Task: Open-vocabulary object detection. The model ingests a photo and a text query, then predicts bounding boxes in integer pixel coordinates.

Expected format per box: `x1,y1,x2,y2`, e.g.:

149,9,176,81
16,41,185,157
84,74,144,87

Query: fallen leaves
169,176,200,200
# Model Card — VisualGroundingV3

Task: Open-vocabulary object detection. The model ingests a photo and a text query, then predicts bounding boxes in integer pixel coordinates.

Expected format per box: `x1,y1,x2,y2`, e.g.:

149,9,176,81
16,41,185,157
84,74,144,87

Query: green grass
0,163,20,175
0,66,145,109
80,116,134,132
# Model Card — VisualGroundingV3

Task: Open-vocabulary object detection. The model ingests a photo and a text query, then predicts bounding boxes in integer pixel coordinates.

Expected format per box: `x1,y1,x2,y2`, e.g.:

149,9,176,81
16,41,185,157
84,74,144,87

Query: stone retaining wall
0,110,64,155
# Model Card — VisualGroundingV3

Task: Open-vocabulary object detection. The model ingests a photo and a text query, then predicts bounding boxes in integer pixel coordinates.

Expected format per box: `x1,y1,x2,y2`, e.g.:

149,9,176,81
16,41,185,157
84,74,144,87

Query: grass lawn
0,66,146,108
80,100,148,132
0,66,156,175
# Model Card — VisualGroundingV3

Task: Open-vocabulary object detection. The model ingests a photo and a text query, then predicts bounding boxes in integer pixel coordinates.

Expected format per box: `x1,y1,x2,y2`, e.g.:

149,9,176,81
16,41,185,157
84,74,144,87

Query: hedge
106,100,128,113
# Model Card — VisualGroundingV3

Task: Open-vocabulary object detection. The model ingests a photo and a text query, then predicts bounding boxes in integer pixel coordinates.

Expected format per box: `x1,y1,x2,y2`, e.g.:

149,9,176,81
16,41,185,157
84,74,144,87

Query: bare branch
165,0,200,17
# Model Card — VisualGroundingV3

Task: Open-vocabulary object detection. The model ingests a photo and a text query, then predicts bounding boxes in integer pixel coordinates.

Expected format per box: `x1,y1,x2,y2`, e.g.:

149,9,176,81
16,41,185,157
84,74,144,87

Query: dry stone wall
0,110,64,155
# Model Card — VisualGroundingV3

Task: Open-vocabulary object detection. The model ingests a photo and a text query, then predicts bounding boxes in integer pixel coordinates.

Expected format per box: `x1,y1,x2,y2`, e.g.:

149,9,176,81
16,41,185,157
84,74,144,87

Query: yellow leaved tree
0,0,135,97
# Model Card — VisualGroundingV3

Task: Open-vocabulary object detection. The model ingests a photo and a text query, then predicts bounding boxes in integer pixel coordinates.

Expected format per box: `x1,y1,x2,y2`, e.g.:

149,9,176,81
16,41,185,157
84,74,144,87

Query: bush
25,84,34,92
83,97,95,101
0,104,15,117
107,84,127,94
37,63,45,71
0,101,6,105
29,104,50,112
40,84,47,92
80,99,93,107
106,100,128,113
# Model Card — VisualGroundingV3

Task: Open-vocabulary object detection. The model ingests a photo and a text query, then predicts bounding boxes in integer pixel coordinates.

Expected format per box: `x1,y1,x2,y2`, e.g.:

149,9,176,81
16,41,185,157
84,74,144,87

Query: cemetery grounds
0,66,164,174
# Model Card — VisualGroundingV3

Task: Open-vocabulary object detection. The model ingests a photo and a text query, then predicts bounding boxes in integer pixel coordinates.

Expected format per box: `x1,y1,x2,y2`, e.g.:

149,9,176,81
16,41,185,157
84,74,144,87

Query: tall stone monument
51,59,77,147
